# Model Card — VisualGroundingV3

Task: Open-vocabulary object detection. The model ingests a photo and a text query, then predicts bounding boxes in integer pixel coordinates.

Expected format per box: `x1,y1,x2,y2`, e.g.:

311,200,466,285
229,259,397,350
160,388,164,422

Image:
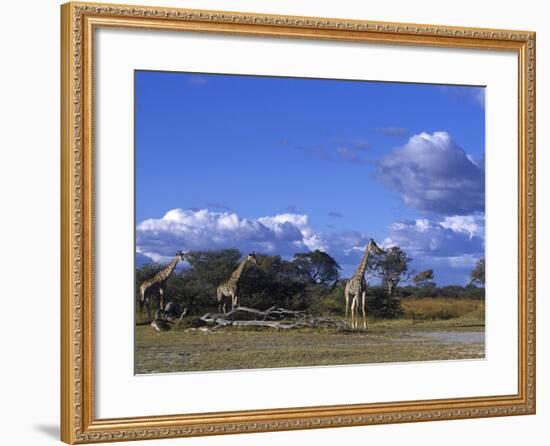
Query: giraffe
139,250,187,317
344,239,385,329
216,253,257,313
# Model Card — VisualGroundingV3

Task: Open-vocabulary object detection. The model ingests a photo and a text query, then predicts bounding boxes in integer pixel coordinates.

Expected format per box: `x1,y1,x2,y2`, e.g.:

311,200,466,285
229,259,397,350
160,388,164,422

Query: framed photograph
60,2,536,443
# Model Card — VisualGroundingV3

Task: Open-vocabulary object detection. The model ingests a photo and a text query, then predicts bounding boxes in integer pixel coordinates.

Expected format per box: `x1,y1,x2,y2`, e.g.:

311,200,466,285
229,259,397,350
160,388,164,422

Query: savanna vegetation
135,248,485,323
135,248,485,373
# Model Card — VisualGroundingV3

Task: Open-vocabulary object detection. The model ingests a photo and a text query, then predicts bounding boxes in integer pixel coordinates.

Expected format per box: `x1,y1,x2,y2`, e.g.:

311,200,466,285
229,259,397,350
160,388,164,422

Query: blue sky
135,70,485,285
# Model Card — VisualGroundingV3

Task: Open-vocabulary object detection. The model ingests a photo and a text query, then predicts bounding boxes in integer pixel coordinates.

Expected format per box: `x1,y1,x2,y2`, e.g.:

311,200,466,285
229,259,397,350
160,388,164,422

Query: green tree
292,250,341,286
366,286,404,319
412,269,436,288
240,254,307,310
470,258,485,286
181,249,242,313
185,248,241,281
368,246,411,296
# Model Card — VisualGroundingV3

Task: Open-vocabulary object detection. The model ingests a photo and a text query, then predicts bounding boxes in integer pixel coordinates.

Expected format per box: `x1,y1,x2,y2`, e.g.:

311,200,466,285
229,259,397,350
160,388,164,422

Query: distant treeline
399,285,485,300
136,248,484,319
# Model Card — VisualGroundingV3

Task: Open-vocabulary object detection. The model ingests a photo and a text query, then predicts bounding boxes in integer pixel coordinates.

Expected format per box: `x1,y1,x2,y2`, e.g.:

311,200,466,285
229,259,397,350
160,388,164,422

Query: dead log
199,306,347,330
231,320,298,329
201,306,306,322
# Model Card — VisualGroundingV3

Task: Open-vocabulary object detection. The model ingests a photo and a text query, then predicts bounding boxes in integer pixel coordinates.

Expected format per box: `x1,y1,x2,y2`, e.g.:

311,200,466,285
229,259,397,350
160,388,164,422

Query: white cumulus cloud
136,208,485,284
258,213,328,252
137,209,313,259
377,131,484,214
440,214,484,239
136,208,377,269
383,215,484,266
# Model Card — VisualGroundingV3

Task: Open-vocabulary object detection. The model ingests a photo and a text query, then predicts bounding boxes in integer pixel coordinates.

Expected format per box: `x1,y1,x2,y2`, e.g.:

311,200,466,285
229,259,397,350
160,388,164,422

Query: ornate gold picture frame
60,2,535,443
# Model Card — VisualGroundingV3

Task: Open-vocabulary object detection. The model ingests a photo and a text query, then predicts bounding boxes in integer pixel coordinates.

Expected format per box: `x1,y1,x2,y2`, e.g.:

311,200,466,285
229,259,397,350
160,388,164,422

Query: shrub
367,286,403,319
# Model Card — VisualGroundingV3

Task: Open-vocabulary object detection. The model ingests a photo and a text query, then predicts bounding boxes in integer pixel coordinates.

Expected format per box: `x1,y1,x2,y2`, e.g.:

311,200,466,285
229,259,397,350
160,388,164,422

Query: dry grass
135,316,485,374
401,297,484,321
134,297,485,373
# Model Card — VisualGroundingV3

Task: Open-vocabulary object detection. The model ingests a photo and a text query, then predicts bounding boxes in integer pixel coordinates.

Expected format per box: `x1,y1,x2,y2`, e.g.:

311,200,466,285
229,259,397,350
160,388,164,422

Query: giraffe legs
350,298,355,328
349,292,367,329
158,287,165,311
350,293,360,329
344,292,350,324
146,299,151,319
218,297,226,314
361,290,367,330
217,290,231,314
231,293,238,311
139,287,150,316
217,287,225,313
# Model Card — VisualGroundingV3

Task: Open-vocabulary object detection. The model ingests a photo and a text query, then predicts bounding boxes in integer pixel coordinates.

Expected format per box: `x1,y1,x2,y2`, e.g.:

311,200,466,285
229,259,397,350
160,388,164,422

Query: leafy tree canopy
292,250,341,286
412,269,436,288
470,258,485,286
368,246,412,296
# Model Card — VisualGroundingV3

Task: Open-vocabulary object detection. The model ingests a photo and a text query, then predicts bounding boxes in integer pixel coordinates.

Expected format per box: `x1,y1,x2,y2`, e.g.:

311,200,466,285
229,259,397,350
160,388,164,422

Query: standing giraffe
139,250,187,317
216,253,257,313
344,239,384,329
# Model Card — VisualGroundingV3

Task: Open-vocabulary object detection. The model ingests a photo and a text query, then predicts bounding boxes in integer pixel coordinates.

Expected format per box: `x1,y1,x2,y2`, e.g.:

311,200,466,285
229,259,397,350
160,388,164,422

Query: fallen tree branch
200,306,347,330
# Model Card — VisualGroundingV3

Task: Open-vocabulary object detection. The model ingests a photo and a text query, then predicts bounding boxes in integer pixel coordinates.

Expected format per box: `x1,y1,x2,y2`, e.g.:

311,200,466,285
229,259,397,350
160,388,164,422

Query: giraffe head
368,238,385,255
247,252,258,264
176,250,187,261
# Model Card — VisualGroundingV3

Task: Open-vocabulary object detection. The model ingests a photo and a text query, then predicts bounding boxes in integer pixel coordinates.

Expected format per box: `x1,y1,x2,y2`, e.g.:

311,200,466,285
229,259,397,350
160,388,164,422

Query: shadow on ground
34,424,59,440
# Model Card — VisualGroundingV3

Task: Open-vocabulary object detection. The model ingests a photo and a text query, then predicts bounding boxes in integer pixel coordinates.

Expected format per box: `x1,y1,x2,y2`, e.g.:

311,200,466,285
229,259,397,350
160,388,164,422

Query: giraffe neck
230,258,250,283
156,256,180,282
354,246,372,279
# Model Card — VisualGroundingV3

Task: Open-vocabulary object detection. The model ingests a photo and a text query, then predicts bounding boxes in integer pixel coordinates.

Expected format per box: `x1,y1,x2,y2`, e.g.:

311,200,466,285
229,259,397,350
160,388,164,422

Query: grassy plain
135,297,484,374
